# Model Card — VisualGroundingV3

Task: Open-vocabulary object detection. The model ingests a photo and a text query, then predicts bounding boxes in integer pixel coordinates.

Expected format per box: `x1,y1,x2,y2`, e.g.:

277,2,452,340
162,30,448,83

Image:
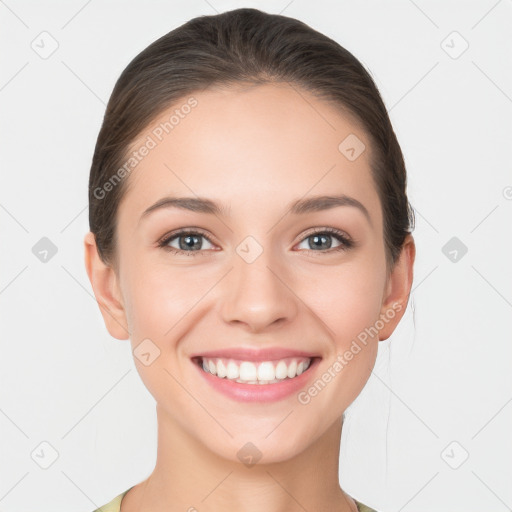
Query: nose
220,247,299,333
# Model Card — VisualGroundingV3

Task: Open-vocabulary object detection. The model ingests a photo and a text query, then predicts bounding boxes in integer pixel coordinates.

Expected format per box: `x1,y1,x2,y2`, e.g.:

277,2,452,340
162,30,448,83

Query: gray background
1,1,511,510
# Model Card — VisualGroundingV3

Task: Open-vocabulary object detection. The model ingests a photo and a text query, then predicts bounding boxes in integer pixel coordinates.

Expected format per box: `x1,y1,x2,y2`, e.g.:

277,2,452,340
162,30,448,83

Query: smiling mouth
192,356,320,385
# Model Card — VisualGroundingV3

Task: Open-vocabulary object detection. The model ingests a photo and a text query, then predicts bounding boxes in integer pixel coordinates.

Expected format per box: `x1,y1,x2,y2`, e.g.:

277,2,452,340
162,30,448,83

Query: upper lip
191,347,321,362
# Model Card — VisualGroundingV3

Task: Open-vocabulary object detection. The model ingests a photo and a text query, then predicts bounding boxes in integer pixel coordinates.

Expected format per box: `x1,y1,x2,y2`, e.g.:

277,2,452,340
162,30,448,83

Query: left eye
296,230,352,252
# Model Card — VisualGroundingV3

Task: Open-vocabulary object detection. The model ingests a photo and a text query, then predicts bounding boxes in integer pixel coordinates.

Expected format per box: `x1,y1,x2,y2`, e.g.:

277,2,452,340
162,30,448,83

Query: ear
378,234,416,341
83,231,130,340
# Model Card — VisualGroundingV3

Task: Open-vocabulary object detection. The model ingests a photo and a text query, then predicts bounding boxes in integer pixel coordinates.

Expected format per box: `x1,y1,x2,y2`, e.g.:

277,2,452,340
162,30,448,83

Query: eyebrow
139,194,372,226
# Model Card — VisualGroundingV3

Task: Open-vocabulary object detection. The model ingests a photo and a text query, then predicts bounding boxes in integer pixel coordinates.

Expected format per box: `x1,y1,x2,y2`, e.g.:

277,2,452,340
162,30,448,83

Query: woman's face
91,82,411,463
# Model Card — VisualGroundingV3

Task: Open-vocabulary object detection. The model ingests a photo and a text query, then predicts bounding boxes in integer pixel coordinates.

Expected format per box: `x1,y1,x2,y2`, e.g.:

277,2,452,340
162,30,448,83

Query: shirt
92,486,378,512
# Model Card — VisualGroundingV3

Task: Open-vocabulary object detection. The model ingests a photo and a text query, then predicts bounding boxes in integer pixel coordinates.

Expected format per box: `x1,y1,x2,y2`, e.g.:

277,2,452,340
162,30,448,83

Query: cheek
301,258,385,346
295,262,383,415
123,262,190,333
121,264,194,398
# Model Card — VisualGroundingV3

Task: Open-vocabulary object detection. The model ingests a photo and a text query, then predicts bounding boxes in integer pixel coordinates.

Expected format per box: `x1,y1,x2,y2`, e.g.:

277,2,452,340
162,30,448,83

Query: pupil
181,235,201,250
311,234,331,250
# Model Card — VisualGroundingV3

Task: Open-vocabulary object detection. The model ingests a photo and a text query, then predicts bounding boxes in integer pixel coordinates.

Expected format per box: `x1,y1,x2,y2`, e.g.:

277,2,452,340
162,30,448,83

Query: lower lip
192,357,321,403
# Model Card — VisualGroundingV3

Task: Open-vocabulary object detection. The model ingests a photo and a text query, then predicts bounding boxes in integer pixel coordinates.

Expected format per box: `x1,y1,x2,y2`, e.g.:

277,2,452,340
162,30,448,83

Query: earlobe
83,231,130,340
378,235,416,341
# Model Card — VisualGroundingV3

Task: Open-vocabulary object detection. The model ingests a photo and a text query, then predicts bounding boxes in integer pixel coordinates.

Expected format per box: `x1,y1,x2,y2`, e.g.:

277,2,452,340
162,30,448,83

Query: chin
202,431,314,467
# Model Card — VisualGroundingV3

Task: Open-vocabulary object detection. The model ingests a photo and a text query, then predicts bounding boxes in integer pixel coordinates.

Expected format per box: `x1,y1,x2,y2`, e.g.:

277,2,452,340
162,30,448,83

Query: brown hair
88,7,415,273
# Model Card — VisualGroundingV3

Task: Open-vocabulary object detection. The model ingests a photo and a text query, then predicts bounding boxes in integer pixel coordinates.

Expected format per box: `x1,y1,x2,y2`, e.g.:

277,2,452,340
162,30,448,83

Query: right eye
157,229,216,256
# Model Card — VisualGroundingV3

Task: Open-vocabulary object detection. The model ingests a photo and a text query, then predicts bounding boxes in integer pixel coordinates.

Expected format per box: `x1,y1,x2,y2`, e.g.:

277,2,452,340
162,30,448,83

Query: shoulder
354,498,379,512
92,488,376,512
91,488,131,512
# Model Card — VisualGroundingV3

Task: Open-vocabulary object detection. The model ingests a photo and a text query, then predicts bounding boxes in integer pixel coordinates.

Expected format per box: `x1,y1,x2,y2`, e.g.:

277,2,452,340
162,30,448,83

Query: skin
84,82,415,512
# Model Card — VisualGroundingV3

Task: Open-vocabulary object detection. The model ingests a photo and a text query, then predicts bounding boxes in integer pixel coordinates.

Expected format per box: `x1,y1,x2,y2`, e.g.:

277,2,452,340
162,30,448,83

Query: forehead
118,82,381,229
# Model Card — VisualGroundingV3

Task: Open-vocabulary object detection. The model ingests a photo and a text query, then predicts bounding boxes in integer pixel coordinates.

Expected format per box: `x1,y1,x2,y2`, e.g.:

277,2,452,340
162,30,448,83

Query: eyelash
157,227,354,257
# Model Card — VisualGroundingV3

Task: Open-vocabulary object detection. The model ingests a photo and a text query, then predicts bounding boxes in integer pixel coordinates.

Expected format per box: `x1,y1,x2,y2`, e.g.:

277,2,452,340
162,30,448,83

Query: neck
125,405,357,512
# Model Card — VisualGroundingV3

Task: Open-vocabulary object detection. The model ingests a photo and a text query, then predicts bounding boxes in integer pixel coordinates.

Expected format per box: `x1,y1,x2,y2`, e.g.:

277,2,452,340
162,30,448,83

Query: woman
84,7,415,512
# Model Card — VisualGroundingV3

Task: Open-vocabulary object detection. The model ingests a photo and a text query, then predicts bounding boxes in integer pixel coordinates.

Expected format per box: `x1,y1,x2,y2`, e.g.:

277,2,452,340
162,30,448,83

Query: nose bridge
220,234,298,331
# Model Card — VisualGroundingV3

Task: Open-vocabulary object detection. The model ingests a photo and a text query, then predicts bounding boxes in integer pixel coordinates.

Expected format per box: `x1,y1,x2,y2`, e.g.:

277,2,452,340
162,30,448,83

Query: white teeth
287,360,297,378
216,359,227,378
226,361,239,379
275,361,288,380
199,356,313,384
239,361,257,381
257,361,275,381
